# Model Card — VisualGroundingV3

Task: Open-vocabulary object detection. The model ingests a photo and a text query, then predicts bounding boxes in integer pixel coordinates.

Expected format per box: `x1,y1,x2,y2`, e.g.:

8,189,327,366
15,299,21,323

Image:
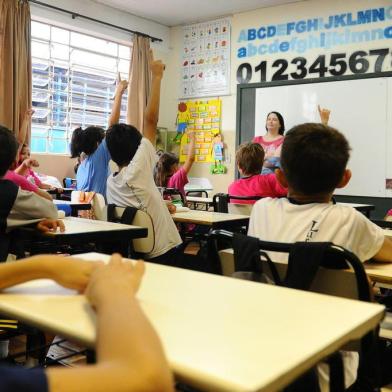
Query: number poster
181,18,230,98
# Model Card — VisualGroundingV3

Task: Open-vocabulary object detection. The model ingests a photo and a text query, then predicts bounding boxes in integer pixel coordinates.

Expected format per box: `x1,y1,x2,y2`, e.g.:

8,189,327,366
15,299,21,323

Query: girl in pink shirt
17,144,57,190
154,132,195,200
228,142,287,204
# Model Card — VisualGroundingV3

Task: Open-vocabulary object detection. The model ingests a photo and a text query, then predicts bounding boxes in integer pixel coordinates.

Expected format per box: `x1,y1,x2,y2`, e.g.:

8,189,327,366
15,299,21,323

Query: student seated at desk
16,142,62,192
0,254,173,392
106,54,182,266
154,130,196,200
248,123,392,390
0,126,63,230
69,77,128,198
228,142,287,203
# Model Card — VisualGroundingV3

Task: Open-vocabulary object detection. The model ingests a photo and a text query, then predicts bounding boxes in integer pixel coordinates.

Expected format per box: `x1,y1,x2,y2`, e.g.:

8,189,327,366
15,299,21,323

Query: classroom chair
92,198,155,257
158,187,185,206
212,193,262,213
208,229,383,392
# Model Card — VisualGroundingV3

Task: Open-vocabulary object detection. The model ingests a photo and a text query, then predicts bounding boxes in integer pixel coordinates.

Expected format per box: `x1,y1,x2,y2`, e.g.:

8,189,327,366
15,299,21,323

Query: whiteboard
254,78,391,197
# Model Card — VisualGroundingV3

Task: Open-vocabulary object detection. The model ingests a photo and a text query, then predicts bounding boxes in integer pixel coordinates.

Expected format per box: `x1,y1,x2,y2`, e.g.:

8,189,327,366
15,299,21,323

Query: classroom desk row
0,252,384,392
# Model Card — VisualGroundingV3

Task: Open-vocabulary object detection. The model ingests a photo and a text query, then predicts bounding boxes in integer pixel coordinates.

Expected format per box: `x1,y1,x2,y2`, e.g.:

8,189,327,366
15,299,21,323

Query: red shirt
167,167,188,198
228,173,287,204
4,170,38,192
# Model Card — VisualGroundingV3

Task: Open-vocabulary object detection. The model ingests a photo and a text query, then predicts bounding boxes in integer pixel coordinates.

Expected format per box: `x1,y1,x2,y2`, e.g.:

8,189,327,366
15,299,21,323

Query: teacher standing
253,106,330,174
253,111,285,174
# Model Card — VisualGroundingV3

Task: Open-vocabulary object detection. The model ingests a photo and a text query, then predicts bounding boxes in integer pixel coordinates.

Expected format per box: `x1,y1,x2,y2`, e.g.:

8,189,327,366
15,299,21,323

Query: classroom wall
33,0,392,201
164,0,392,194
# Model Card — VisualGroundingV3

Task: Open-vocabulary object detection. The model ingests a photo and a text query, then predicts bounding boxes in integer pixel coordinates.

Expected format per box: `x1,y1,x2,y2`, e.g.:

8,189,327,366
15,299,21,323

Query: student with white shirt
106,54,182,265
248,122,392,391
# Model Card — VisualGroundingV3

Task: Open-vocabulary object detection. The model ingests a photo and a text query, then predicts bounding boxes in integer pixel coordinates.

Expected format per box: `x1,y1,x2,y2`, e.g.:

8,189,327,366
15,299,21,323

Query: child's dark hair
281,123,351,195
0,125,18,177
236,142,264,175
106,123,142,167
266,111,285,135
154,152,179,187
70,126,105,158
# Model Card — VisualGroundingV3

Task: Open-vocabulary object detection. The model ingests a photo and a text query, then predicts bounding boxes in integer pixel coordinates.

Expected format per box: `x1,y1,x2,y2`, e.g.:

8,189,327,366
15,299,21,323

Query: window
31,21,131,154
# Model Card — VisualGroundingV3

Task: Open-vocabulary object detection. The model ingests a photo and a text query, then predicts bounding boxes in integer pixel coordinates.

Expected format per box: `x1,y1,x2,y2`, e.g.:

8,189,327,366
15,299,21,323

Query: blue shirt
76,139,111,197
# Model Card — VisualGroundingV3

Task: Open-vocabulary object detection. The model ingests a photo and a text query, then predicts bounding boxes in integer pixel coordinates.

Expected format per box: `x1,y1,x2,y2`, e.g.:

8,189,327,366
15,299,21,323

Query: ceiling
93,0,304,27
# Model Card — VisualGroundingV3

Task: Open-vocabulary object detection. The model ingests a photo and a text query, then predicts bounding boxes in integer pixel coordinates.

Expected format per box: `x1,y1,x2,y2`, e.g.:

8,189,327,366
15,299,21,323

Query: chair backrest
210,230,370,302
228,203,253,216
159,187,185,205
92,193,107,221
218,248,359,300
112,207,155,254
213,193,261,213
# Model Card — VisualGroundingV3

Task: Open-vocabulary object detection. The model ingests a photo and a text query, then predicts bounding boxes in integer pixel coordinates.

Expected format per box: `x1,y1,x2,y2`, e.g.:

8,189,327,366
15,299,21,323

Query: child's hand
167,203,176,214
85,253,145,308
318,105,331,125
23,158,39,168
36,219,65,233
46,257,103,292
115,75,128,96
150,50,165,79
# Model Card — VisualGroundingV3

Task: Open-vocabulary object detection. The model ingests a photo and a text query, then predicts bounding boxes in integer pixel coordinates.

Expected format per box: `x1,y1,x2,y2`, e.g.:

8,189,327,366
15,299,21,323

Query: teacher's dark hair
281,123,351,195
265,111,285,135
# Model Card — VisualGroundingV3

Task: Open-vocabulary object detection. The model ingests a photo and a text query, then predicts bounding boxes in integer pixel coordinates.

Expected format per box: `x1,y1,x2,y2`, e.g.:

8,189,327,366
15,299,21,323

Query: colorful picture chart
179,99,221,163
181,18,230,98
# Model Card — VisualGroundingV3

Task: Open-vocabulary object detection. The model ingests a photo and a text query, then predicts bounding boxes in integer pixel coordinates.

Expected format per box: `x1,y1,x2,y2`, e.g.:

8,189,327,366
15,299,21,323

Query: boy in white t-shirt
106,56,182,265
248,123,392,390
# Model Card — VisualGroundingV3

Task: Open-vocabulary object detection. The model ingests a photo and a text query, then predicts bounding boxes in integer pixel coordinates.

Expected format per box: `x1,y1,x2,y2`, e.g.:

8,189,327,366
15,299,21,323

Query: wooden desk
338,202,375,218
23,217,148,256
173,210,249,230
0,252,384,392
53,200,91,217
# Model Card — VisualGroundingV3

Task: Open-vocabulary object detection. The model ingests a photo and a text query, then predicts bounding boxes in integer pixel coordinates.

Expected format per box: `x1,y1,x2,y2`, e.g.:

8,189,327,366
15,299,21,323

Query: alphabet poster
181,18,231,98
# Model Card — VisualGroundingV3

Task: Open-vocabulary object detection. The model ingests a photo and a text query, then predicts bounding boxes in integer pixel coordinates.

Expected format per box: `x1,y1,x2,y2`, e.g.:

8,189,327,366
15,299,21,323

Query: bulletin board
179,99,221,163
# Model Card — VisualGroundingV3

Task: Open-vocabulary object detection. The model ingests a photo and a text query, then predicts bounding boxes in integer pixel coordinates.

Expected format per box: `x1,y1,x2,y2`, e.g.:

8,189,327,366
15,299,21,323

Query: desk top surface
0,252,384,392
172,210,249,225
45,217,144,237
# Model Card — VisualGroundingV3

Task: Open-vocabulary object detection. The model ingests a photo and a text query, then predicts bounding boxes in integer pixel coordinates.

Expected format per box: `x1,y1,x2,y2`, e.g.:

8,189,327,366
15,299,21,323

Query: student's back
107,136,182,260
106,56,182,264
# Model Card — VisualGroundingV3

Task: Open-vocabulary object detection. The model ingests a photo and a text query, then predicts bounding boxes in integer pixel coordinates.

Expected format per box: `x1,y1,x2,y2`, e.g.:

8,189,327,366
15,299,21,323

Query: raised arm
318,105,331,126
47,254,174,392
17,109,34,148
144,52,165,145
108,77,128,127
183,131,196,173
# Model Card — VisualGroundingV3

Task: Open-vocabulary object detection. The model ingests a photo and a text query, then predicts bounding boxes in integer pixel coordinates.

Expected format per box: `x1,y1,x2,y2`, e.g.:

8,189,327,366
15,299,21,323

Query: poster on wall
181,18,231,98
234,3,392,84
177,99,222,163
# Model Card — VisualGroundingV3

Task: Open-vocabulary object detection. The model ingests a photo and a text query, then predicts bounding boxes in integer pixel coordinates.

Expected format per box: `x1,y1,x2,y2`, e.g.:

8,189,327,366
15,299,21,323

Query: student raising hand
318,105,331,125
